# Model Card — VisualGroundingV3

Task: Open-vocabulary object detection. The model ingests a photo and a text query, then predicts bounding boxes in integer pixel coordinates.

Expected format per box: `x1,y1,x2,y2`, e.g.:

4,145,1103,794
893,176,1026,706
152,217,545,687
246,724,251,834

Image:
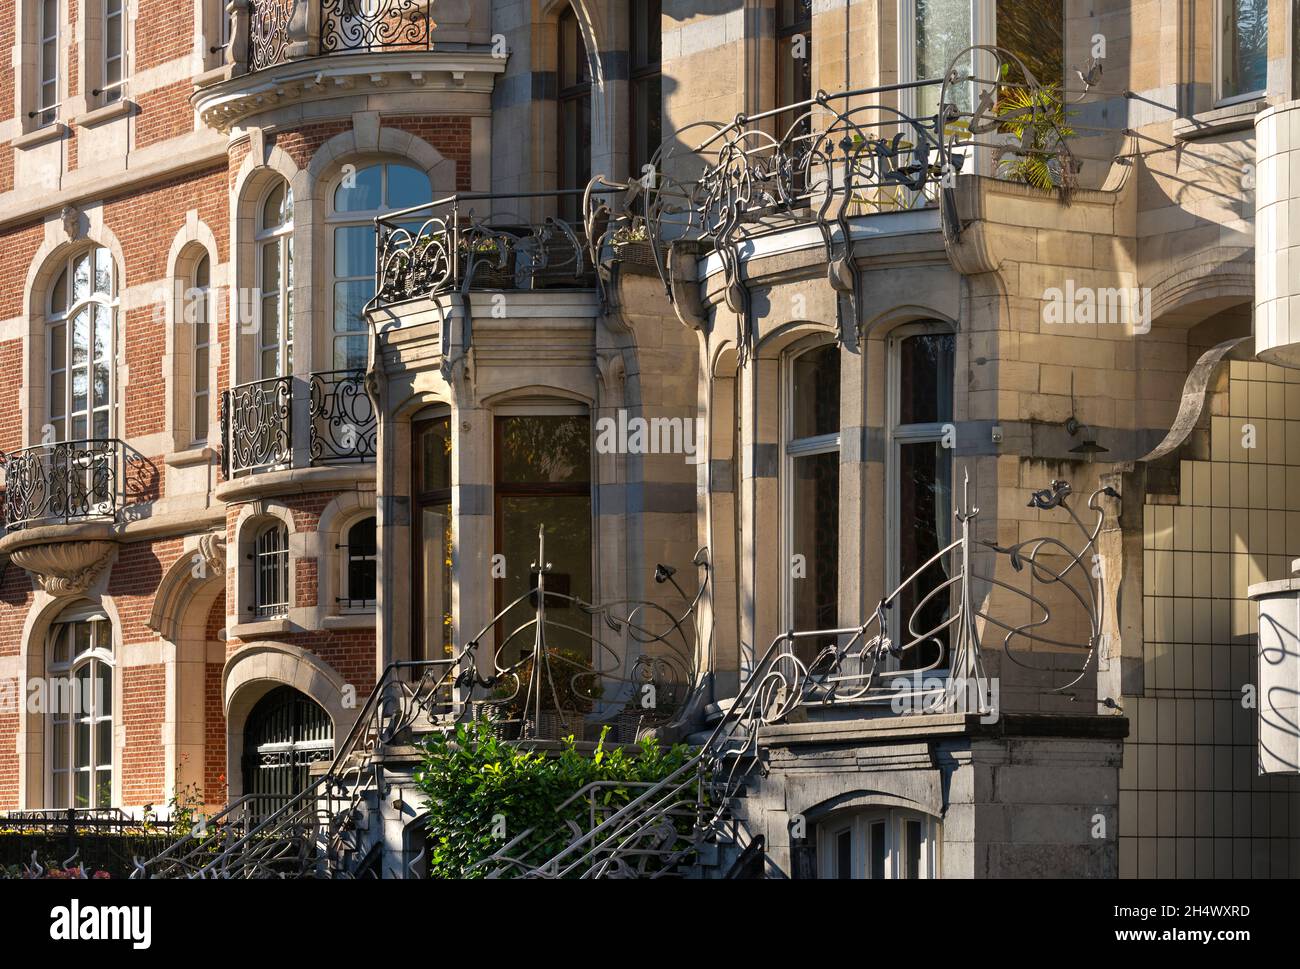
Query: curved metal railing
0,438,153,530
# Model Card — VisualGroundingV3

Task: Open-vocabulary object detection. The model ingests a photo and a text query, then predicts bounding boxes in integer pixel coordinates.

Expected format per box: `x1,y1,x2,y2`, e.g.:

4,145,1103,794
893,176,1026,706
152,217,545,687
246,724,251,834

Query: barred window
253,524,290,618
342,516,377,608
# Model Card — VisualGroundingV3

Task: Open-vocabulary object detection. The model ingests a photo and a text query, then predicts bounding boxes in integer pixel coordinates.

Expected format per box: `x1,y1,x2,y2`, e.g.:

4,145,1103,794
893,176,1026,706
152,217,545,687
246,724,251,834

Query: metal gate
241,687,334,814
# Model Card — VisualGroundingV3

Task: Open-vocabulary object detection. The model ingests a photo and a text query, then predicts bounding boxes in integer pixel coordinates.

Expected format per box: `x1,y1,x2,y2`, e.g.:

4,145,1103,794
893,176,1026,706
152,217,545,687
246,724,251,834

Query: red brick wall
135,80,195,148
134,0,193,72
204,662,227,802
121,664,166,805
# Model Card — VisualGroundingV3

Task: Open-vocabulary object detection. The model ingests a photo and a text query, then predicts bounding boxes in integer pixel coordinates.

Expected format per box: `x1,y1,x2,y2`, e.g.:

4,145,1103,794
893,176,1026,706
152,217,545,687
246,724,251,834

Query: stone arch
306,125,457,196
316,490,379,620
222,640,350,798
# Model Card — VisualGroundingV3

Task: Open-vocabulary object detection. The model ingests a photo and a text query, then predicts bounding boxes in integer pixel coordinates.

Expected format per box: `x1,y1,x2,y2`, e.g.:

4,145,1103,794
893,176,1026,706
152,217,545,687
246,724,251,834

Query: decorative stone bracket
9,541,116,597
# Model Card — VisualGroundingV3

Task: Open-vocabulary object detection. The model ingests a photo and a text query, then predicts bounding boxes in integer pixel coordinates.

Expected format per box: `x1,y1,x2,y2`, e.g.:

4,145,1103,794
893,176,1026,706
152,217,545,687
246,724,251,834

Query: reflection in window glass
995,0,1063,91
495,415,592,665
414,416,453,661
558,5,591,222
915,0,972,117
1221,0,1268,100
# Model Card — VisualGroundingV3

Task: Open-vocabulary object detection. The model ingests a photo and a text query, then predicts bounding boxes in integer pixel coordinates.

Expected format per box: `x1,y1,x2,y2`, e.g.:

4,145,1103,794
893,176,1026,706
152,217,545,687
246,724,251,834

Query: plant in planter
992,78,1077,193
488,647,601,741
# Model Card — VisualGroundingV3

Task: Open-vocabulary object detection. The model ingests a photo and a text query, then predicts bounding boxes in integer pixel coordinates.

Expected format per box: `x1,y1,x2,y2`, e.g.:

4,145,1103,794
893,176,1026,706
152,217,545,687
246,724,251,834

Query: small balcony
220,0,488,75
0,439,154,531
220,370,376,478
372,190,599,309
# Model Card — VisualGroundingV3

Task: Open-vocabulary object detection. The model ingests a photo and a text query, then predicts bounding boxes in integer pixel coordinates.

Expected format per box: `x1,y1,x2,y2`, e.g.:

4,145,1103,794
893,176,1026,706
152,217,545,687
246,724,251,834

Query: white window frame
36,0,60,127
885,321,955,675
100,0,127,104
47,245,118,443
780,338,841,644
1214,0,1269,106
255,182,294,380
190,253,212,445
46,608,115,810
326,160,431,372
818,808,940,879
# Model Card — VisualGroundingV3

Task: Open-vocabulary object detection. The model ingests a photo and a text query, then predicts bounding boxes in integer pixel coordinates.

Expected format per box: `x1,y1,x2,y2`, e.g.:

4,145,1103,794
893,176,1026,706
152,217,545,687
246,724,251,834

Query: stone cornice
194,51,507,134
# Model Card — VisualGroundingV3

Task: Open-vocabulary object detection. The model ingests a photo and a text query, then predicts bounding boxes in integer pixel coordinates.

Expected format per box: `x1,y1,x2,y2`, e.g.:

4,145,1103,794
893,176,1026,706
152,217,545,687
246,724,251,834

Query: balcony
0,439,153,531
220,370,376,478
372,190,601,309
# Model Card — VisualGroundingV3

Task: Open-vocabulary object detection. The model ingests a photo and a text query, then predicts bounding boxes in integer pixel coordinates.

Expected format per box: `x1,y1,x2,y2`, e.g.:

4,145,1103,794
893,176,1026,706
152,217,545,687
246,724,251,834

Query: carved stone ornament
61,205,84,241
10,541,115,597
197,531,228,576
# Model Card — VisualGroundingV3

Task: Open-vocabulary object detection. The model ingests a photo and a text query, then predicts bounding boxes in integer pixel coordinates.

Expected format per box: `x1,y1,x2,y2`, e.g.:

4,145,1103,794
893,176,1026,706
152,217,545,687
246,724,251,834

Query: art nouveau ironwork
308,369,377,464
247,0,295,71
220,376,292,477
319,0,433,55
0,439,152,530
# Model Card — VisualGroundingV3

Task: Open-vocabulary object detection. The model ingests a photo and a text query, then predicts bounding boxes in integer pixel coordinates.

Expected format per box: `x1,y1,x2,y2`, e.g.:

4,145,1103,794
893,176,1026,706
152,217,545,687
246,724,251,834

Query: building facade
0,0,1297,878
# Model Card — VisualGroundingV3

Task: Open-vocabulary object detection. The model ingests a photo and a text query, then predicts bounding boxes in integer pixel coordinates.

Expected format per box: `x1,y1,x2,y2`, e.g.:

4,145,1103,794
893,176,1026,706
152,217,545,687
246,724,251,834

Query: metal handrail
0,438,147,530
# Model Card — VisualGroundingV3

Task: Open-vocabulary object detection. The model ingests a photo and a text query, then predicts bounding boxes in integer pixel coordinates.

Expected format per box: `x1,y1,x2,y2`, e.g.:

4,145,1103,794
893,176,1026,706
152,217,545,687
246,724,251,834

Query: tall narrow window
494,412,592,665
784,343,840,664
36,0,59,127
1219,0,1267,102
629,0,662,182
191,253,211,444
558,5,591,223
48,612,114,809
48,246,116,442
331,162,431,371
413,414,452,661
776,0,812,131
889,325,955,672
257,181,293,379
253,523,290,618
342,516,378,608
995,0,1063,91
103,0,126,103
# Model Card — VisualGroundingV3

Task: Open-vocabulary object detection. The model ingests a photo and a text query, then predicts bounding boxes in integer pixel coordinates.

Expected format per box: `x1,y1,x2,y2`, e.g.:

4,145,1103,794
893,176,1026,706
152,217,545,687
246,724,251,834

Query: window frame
36,0,60,127
412,410,453,661
190,252,212,445
557,4,592,223
885,321,956,675
46,245,118,444
1215,0,1269,106
817,808,940,879
252,522,291,619
46,608,115,810
629,0,663,182
340,514,378,611
326,160,432,372
255,181,294,380
100,0,127,104
780,338,841,658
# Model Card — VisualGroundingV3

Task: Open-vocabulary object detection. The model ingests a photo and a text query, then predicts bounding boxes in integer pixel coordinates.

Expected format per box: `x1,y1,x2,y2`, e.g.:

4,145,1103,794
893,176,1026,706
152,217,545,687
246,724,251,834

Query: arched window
48,245,116,442
817,808,940,879
253,523,290,618
558,5,591,222
342,515,377,608
48,609,114,809
888,323,955,671
191,252,212,444
256,180,293,379
329,161,430,371
783,342,840,662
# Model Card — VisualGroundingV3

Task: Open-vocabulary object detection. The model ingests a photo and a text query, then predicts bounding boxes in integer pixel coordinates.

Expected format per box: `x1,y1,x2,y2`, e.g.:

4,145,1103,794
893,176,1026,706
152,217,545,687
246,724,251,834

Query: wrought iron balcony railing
221,371,376,477
372,190,611,309
246,0,434,72
0,439,153,531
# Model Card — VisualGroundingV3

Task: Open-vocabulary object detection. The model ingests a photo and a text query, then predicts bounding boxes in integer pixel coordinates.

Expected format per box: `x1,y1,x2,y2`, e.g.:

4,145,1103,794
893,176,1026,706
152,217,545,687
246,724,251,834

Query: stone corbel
197,531,228,577
10,541,116,597
667,240,708,331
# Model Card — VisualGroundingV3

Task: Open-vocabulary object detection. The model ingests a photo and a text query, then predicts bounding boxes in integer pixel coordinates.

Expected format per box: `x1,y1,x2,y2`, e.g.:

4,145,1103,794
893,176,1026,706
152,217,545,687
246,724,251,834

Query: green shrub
413,720,697,878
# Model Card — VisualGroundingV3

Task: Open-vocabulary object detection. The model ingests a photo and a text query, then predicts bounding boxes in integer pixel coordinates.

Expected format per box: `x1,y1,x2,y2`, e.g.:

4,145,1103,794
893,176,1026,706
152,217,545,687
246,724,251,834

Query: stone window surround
163,219,222,458
12,0,67,138
230,502,301,639
816,806,941,879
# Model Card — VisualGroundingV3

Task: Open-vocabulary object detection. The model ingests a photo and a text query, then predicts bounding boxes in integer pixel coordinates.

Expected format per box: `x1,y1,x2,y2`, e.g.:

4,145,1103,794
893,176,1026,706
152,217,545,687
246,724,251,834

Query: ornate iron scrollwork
247,0,296,71
308,369,377,464
0,439,145,530
222,376,293,476
320,0,433,54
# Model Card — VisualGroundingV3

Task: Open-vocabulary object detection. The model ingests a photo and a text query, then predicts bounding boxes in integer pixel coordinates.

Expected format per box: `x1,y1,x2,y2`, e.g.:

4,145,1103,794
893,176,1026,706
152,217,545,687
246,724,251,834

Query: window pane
53,721,69,771
96,661,112,717
498,415,590,484
869,821,886,879
94,246,112,295
71,309,88,366
897,441,953,670
916,0,972,116
792,344,839,439
791,450,839,659
499,496,592,664
51,624,69,665
904,819,923,879
835,829,853,879
75,770,90,808
51,269,68,315
262,183,289,229
418,417,452,494
996,0,1064,90
898,332,954,425
334,278,374,333
421,504,452,658
335,224,377,278
349,516,377,555
1222,0,1268,99
53,770,69,808
334,334,368,371
73,252,91,301
386,164,431,210
334,164,383,212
